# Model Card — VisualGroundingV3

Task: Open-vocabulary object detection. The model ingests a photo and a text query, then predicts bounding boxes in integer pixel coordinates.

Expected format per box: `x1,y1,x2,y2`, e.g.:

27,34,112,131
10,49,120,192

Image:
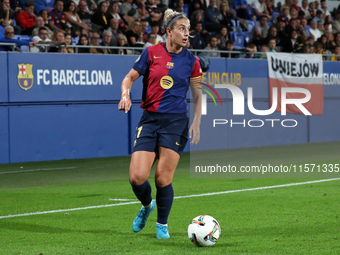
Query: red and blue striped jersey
133,43,202,113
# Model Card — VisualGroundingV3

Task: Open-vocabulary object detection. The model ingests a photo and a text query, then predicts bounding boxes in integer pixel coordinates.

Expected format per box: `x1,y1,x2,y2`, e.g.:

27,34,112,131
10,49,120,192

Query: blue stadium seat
230,19,241,31
0,25,4,38
232,32,245,48
231,19,236,28
20,45,29,52
72,37,79,45
13,35,32,41
183,4,189,16
243,32,250,45
229,31,235,39
18,35,32,41
245,20,256,32
46,0,54,10
272,11,280,17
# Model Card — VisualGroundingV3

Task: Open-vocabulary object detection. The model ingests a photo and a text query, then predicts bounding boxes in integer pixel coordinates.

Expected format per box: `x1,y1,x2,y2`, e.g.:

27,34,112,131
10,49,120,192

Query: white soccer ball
188,215,221,247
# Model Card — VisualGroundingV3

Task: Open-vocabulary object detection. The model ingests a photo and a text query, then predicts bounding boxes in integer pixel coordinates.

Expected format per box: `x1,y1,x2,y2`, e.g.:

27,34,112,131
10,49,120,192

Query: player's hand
118,92,131,113
189,123,200,145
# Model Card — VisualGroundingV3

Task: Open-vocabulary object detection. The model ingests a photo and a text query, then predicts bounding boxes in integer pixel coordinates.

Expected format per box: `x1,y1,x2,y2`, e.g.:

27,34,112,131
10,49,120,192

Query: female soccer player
118,9,202,239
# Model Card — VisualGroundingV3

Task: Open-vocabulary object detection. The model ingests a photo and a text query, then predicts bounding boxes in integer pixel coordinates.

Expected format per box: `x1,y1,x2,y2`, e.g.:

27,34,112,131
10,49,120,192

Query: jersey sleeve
132,48,149,75
190,57,203,78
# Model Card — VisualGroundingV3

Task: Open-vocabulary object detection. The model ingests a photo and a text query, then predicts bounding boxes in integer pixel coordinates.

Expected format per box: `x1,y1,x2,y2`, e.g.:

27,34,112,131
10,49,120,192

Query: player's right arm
118,68,141,113
119,47,148,113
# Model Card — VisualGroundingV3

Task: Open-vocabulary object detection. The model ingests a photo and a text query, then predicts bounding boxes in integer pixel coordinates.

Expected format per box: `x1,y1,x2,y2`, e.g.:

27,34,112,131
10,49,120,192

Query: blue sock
130,180,152,206
156,183,174,225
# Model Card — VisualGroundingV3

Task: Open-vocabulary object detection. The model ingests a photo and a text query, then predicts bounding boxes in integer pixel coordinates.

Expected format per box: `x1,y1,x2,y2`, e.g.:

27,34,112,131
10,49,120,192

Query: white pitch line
173,177,340,199
1,178,339,220
0,167,77,175
0,201,141,219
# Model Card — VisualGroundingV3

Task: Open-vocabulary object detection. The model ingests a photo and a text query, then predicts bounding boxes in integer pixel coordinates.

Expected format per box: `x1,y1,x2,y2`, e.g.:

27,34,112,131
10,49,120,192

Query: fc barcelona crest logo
166,62,174,69
17,63,34,91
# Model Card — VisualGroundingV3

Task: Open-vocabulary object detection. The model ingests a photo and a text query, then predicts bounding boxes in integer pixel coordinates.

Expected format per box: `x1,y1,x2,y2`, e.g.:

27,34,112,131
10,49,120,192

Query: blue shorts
132,111,189,156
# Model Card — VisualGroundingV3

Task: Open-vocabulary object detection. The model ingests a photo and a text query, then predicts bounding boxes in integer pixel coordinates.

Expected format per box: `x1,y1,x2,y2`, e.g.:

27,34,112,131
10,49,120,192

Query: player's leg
130,111,160,232
130,150,156,202
154,146,181,239
130,151,157,232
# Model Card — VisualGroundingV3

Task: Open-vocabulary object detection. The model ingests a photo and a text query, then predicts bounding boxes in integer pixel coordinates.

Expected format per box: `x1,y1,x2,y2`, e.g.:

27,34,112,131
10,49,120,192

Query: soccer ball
188,215,221,247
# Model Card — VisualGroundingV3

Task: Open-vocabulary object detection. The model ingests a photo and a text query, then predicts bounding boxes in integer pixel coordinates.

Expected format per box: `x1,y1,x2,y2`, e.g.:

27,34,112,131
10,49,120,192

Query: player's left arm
189,76,202,145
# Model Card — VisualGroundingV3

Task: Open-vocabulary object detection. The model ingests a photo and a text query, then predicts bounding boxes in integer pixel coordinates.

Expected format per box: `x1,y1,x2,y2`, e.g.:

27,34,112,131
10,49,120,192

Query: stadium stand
0,0,338,59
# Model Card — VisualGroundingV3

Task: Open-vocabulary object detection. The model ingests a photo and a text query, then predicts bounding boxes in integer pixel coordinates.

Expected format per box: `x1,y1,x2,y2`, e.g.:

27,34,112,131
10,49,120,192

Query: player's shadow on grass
145,232,231,248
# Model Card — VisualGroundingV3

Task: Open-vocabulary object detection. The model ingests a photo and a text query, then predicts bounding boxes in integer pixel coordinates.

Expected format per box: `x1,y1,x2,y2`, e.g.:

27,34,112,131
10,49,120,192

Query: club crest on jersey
160,75,174,89
17,63,34,91
166,62,174,69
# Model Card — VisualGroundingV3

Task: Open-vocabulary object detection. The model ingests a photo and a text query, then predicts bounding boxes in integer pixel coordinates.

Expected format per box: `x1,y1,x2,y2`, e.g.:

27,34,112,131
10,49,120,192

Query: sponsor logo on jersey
160,75,174,89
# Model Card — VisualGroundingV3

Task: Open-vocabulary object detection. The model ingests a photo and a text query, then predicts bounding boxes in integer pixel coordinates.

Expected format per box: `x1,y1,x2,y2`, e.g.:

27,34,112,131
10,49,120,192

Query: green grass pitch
0,142,339,255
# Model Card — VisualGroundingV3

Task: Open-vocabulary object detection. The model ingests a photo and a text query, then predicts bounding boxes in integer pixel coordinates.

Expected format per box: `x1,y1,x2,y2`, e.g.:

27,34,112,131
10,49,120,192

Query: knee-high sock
130,180,152,206
156,183,174,225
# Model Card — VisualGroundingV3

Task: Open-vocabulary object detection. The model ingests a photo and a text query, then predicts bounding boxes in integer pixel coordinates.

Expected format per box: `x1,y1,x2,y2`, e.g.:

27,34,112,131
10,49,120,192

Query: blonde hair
220,0,230,10
128,19,141,32
161,9,188,33
52,31,65,41
117,34,128,45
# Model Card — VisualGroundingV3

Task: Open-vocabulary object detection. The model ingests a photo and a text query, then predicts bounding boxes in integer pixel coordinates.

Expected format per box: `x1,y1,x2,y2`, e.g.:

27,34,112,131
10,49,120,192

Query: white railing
1,42,339,61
